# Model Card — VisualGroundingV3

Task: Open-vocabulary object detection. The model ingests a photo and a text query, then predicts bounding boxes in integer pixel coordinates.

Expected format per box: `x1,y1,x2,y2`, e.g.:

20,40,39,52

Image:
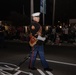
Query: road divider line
36,58,76,66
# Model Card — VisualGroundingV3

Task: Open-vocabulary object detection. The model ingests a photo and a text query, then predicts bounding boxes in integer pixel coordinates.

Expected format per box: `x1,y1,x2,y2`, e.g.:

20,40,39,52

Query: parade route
0,42,76,75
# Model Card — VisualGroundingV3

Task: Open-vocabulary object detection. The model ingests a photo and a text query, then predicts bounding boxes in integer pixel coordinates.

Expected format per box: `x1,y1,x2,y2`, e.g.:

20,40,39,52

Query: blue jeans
29,45,49,68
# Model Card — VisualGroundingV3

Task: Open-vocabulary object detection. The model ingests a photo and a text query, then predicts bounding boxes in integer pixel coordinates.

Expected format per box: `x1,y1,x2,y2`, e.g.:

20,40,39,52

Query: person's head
32,12,40,22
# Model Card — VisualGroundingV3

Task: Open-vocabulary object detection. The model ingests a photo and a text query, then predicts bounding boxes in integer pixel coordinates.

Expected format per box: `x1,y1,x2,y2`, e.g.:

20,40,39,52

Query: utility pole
43,0,45,26
23,5,25,15
43,0,46,26
52,0,56,26
31,0,34,23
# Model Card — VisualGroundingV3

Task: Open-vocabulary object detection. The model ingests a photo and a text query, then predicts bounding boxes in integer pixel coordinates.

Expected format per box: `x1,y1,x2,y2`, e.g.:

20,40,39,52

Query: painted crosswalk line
37,69,46,75
46,71,53,75
0,62,33,75
0,62,54,75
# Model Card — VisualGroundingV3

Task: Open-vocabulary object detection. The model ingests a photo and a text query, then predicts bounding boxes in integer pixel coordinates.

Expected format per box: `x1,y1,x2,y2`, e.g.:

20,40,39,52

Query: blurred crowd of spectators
45,24,76,45
4,25,28,41
0,21,76,46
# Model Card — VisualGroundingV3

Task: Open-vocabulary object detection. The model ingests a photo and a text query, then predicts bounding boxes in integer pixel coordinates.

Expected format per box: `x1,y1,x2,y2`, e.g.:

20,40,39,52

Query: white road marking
1,72,6,75
0,70,12,75
37,69,46,75
4,65,20,70
14,70,21,75
0,62,33,75
36,58,76,66
21,70,33,75
46,71,53,75
0,66,14,70
0,62,19,67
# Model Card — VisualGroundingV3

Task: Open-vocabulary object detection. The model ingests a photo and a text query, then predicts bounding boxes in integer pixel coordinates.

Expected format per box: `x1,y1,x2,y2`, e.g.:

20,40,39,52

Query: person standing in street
28,12,53,71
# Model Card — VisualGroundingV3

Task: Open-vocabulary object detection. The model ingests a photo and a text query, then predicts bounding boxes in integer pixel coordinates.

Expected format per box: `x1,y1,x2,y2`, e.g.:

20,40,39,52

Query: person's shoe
28,67,37,70
44,68,53,71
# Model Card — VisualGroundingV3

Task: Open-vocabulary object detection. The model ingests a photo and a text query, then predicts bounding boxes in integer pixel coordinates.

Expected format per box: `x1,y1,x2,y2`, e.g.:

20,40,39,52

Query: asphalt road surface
0,41,76,75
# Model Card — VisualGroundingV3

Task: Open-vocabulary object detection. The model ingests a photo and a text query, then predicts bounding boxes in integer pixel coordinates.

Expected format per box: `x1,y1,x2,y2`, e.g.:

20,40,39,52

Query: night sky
0,0,76,24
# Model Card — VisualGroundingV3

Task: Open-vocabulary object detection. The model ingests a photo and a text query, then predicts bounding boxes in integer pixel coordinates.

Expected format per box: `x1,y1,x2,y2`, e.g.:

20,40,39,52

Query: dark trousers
29,45,49,68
